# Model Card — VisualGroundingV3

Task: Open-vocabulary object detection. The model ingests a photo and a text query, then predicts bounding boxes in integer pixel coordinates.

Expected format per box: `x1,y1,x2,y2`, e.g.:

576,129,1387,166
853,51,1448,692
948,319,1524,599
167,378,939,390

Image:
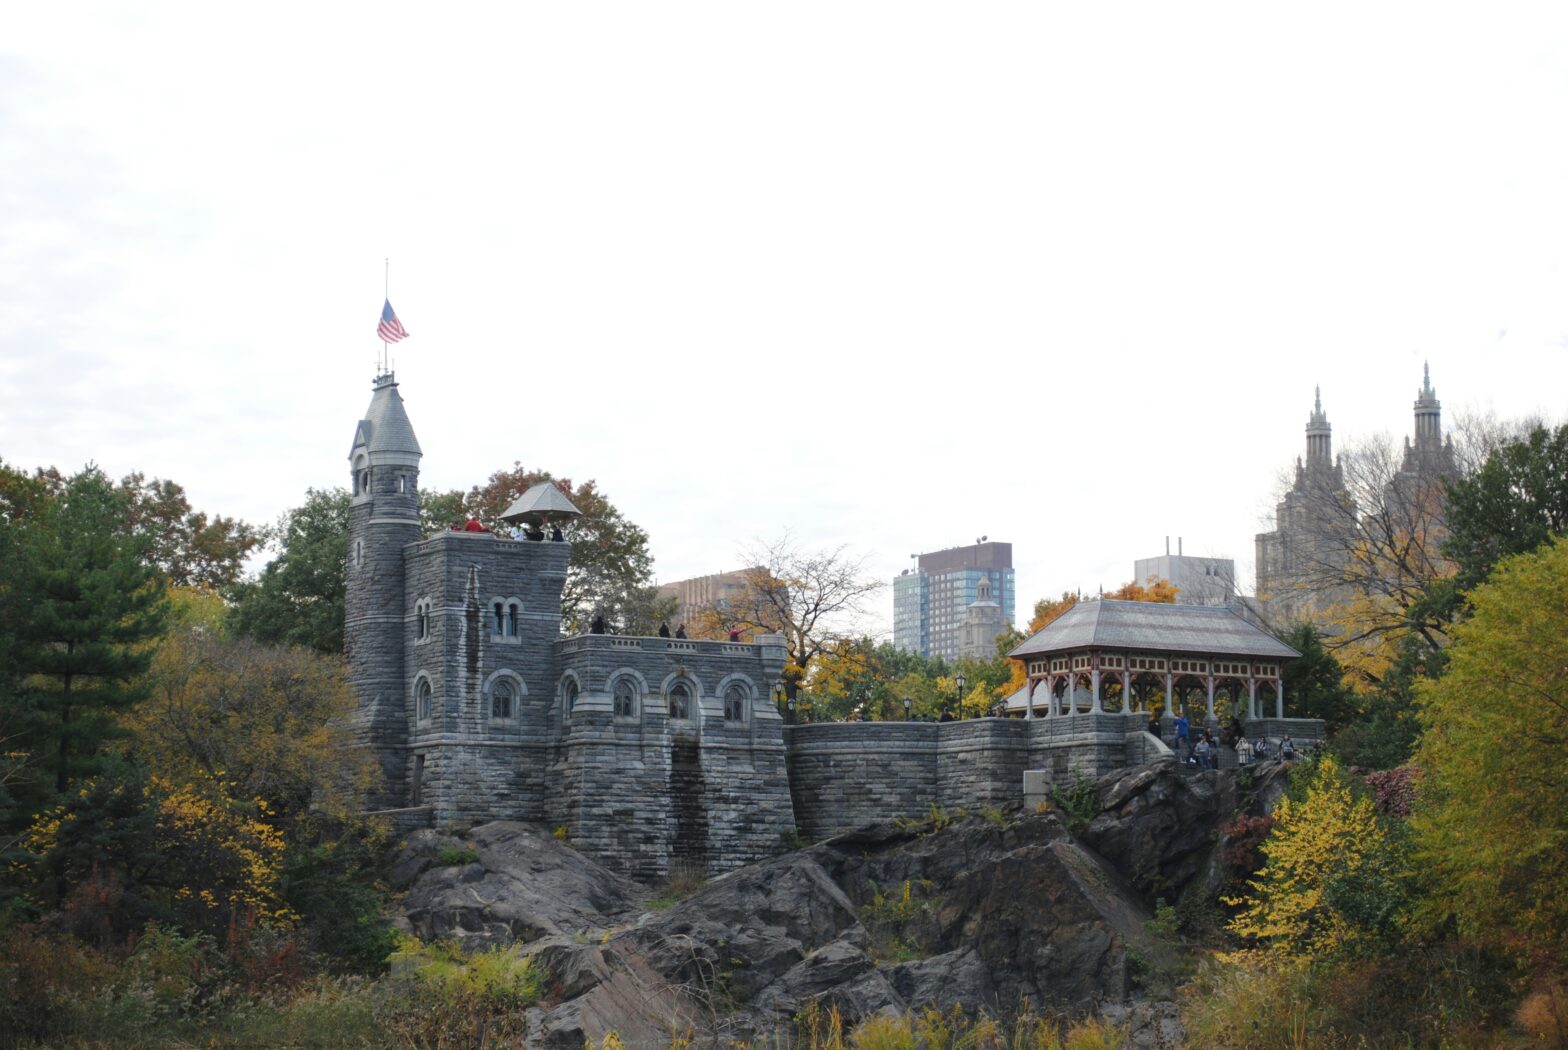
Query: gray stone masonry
345,458,422,810
783,712,1330,841
403,530,568,827
552,633,791,881
341,375,1328,880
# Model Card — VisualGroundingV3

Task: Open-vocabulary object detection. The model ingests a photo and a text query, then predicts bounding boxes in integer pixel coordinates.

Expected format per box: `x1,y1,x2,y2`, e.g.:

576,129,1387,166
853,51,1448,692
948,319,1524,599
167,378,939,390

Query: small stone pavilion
1007,600,1314,735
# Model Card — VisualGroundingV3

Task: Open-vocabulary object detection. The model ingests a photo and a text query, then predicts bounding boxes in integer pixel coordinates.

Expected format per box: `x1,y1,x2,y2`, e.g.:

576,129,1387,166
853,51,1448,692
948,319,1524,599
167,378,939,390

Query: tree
228,488,351,654
433,464,662,633
687,534,883,708
126,590,361,820
1278,624,1357,734
117,473,262,588
1227,754,1409,961
1412,538,1568,961
1441,422,1568,594
6,468,167,793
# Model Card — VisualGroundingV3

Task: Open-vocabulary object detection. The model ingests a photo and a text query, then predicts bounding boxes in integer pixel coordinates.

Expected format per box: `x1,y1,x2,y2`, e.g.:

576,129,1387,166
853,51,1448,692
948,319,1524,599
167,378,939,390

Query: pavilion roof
1009,600,1299,661
499,481,582,523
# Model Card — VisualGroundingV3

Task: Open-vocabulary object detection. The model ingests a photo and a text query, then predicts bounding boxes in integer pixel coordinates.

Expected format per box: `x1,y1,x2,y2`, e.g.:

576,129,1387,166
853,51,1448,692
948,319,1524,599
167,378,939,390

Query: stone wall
553,633,792,880
786,713,1182,840
401,531,569,824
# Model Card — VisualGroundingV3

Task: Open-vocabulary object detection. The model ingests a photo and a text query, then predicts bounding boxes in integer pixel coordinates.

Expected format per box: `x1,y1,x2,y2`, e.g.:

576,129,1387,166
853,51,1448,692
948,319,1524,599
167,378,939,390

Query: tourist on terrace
1236,734,1253,765
1194,734,1212,771
1281,735,1297,760
1175,711,1191,760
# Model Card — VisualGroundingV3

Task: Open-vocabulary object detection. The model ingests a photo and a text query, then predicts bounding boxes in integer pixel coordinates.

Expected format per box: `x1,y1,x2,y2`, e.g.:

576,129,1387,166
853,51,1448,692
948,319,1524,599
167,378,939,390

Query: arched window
614,679,637,719
507,602,519,637
416,678,433,721
359,469,370,495
416,601,429,640
668,681,692,721
493,603,505,635
724,684,746,723
563,679,579,717
354,540,364,568
491,679,515,719
398,474,408,494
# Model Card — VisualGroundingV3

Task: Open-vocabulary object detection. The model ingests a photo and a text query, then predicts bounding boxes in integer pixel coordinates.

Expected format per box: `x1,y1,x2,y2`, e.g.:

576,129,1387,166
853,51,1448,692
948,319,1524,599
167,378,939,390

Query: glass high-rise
893,541,1015,663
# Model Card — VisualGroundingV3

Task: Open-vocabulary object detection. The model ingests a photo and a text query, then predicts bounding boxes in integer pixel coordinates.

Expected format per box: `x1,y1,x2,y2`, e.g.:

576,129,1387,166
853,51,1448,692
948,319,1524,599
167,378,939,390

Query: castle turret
346,372,424,809
1305,386,1332,471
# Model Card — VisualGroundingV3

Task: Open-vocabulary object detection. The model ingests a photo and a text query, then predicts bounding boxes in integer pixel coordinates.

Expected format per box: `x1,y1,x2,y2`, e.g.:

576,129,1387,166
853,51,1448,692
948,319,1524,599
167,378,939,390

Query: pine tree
8,468,166,792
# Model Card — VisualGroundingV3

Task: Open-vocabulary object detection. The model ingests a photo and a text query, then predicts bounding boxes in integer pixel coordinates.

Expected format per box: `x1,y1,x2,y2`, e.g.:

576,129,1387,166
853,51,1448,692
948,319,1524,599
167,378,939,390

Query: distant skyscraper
894,541,1015,663
1134,539,1236,607
656,568,759,627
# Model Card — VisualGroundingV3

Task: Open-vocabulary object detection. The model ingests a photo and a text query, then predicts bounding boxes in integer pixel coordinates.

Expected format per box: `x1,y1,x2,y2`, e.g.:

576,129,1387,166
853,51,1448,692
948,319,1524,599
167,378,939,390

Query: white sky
3,3,1567,637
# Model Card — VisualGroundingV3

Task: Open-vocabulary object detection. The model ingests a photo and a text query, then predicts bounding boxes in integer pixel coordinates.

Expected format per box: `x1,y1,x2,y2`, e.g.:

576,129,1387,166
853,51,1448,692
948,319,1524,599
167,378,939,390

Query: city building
957,575,1009,660
1134,539,1236,606
655,568,759,628
1255,366,1457,626
894,541,1015,663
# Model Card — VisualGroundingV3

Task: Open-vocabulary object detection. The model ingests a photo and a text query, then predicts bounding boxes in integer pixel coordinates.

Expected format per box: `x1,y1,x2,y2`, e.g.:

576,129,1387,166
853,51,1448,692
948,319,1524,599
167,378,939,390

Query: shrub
434,846,479,867
1052,775,1100,836
1219,814,1274,878
1363,765,1421,817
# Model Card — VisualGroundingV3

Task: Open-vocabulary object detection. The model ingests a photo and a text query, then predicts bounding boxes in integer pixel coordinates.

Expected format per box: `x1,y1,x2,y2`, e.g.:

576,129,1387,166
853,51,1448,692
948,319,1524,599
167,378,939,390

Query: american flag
377,299,410,343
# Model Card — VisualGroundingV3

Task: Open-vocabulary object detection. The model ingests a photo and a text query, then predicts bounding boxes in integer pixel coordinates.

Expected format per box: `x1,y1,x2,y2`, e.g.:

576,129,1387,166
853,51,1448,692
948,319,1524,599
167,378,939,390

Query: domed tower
346,372,423,809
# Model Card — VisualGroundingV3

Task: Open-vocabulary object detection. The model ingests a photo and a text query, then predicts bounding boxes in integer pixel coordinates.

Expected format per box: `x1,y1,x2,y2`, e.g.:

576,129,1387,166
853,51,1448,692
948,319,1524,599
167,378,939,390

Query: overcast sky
3,3,1566,636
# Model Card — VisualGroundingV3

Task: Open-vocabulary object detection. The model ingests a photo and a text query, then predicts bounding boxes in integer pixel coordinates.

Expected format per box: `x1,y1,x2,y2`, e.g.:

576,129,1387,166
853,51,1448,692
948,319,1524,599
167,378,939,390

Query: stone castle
346,373,1322,880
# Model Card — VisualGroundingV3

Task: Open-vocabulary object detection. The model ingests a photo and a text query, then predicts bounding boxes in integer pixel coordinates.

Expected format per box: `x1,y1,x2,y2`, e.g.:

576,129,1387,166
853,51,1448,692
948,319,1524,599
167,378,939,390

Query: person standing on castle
1175,711,1190,761
658,622,671,638
675,624,688,639
590,614,606,635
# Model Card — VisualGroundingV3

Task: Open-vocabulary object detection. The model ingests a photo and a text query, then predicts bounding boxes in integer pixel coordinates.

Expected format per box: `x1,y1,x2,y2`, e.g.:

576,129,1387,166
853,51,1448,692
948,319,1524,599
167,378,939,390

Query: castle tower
346,372,423,809
1305,386,1332,470
1412,361,1442,452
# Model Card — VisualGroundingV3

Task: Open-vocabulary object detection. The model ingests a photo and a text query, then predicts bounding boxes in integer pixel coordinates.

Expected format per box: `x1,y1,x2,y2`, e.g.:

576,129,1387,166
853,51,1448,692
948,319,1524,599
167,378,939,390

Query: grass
434,845,479,867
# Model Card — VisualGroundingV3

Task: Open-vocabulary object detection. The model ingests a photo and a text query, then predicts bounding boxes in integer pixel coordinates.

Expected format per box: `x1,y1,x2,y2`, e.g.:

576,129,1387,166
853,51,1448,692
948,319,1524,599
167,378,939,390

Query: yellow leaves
1227,755,1395,961
1411,538,1568,957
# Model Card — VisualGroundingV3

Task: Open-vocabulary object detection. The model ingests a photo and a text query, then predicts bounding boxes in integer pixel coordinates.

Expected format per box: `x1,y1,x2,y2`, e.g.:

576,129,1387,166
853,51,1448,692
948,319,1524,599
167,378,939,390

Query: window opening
492,679,515,719
669,681,692,721
493,602,505,635
724,684,746,723
507,602,519,637
563,679,579,716
417,679,433,720
614,679,636,718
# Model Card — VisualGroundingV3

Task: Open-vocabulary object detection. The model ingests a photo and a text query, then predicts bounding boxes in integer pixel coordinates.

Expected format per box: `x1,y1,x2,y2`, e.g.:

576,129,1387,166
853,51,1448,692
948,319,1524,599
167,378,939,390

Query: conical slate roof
1009,600,1299,661
350,378,421,458
499,481,582,522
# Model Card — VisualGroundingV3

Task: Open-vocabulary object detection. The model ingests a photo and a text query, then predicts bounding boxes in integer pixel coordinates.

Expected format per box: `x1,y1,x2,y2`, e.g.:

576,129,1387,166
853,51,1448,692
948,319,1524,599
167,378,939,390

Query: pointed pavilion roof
1009,599,1299,661
499,481,582,523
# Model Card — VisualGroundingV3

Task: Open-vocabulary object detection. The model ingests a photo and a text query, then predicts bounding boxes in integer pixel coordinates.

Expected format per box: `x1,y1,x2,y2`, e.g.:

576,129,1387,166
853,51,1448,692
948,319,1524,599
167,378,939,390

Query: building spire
1412,362,1442,449
1305,386,1332,469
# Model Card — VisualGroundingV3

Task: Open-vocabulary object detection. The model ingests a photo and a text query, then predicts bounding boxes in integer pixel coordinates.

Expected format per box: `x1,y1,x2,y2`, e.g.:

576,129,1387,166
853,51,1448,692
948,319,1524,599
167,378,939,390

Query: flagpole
382,258,390,377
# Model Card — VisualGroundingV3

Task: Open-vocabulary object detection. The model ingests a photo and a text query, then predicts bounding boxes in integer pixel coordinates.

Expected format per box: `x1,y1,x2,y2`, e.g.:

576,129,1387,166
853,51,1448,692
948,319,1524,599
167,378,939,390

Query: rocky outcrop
389,761,1255,1046
391,822,647,946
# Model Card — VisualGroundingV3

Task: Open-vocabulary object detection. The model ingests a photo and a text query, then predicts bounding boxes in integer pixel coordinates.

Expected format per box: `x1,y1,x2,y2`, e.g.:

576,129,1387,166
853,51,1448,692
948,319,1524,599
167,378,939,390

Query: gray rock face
390,766,1247,1045
394,822,646,947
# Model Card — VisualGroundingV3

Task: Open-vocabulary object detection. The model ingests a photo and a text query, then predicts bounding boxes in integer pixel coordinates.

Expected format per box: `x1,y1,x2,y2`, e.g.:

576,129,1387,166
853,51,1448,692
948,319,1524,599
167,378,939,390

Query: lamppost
903,695,913,721
953,672,967,720
774,679,791,725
